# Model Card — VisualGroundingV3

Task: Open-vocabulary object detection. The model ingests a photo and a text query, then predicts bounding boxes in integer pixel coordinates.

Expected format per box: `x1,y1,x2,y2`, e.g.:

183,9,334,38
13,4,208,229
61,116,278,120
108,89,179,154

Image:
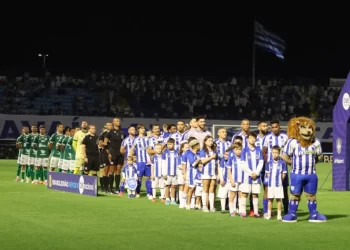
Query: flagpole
252,17,256,87
252,17,256,86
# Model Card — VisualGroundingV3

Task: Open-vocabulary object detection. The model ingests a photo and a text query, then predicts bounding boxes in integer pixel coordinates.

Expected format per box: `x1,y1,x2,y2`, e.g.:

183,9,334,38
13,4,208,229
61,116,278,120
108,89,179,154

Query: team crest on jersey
336,138,342,154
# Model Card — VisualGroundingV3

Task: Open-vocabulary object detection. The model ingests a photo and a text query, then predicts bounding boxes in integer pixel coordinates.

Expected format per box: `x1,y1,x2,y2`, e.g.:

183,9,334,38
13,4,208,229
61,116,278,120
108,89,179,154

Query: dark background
1,14,349,77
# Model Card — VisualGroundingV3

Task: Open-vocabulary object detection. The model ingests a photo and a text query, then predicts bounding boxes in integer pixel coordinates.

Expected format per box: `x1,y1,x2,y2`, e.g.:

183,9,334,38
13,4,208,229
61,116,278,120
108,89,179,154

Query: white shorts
17,155,21,164
20,154,29,165
58,158,63,169
35,158,49,167
177,171,185,185
28,157,35,165
50,157,60,169
240,183,261,194
218,183,230,198
201,174,216,180
165,176,177,186
267,186,284,199
62,160,70,170
229,183,240,192
195,186,202,196
152,177,164,188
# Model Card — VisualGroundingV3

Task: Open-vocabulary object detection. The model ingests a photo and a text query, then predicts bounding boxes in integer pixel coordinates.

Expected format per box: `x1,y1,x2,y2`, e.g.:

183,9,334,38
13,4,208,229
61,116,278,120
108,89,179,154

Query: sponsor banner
0,115,334,143
332,72,350,191
329,78,346,89
47,172,98,196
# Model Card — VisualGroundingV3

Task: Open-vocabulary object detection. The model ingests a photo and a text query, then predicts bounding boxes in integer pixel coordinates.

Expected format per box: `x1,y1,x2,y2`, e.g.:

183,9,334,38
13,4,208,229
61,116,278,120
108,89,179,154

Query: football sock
179,191,184,206
221,199,226,211
253,198,259,214
283,198,289,214
99,177,103,189
240,197,247,214
191,196,195,208
40,168,43,180
145,179,152,195
307,200,317,213
43,169,48,181
103,176,109,191
25,166,29,178
115,175,121,191
21,170,25,180
202,192,208,208
229,201,234,213
136,178,142,194
35,168,40,181
289,200,299,214
263,199,268,214
30,165,35,180
268,209,271,216
120,182,125,193
277,210,282,217
58,168,62,173
209,193,215,210
152,188,156,198
16,164,21,177
109,175,114,191
249,195,254,211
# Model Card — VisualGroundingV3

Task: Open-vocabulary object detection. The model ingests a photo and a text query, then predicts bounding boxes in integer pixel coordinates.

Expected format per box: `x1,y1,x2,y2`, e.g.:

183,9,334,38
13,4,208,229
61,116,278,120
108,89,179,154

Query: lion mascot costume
281,116,326,223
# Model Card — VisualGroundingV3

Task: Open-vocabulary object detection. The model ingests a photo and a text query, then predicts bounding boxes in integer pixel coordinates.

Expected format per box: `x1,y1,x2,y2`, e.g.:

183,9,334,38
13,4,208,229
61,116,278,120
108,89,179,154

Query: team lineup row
15,117,325,222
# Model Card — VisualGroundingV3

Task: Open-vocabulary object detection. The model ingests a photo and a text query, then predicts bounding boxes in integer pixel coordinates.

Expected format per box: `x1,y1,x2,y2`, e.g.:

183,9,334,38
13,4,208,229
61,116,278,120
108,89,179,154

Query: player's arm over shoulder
281,138,296,164
314,139,323,162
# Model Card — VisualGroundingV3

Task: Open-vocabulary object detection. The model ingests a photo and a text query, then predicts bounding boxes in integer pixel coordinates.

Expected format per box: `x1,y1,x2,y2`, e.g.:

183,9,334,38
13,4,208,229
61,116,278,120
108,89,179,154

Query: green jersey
34,134,50,158
49,132,64,158
63,136,75,160
58,135,67,159
16,135,23,158
17,133,30,156
28,133,39,158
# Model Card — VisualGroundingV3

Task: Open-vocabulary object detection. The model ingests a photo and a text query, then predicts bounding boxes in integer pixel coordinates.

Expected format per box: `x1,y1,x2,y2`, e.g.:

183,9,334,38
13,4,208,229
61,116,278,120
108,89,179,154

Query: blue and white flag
254,21,286,59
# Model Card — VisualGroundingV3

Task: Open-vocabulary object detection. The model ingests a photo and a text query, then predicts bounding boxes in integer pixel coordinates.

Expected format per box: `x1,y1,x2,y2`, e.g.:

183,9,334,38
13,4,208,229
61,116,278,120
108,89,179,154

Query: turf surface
0,161,349,250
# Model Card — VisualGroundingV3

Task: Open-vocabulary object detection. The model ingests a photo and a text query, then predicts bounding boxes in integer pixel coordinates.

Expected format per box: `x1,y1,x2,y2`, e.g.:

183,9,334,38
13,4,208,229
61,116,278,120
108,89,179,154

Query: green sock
16,164,21,177
30,166,35,180
58,168,62,173
67,170,70,174
25,166,29,178
21,171,25,179
81,170,84,175
35,168,40,181
43,169,48,181
40,168,43,181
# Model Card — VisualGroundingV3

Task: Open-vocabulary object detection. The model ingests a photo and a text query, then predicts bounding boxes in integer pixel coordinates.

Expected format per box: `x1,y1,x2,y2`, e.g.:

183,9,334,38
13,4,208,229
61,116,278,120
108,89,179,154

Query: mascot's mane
287,116,316,148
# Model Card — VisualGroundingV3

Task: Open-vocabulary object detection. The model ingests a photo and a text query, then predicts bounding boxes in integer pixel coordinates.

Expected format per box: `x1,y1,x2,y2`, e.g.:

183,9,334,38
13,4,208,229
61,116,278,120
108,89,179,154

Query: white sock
240,197,247,214
268,209,271,216
202,192,208,208
253,198,259,214
166,197,170,201
221,199,226,211
131,190,135,195
229,201,234,213
176,190,179,201
277,210,281,217
171,197,175,202
209,193,215,210
160,188,164,199
179,191,184,206
127,189,131,195
233,196,237,209
191,196,195,208
152,188,156,198
183,194,188,206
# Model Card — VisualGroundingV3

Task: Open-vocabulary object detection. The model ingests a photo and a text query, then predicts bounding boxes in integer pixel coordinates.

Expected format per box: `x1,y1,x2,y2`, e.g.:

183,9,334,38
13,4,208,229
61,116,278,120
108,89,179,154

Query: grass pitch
0,161,349,250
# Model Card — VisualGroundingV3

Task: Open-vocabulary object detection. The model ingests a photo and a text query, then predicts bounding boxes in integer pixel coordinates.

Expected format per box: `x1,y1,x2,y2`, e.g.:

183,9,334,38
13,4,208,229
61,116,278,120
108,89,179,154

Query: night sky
1,14,349,78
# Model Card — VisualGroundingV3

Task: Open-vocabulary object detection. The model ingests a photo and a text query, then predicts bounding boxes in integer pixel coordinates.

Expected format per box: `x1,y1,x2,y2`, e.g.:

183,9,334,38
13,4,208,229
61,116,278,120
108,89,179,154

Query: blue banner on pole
47,172,98,196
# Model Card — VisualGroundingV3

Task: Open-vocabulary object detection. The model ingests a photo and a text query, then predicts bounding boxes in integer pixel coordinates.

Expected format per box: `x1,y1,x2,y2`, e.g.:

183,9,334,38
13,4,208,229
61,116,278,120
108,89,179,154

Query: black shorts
85,155,100,172
99,150,110,168
110,149,124,166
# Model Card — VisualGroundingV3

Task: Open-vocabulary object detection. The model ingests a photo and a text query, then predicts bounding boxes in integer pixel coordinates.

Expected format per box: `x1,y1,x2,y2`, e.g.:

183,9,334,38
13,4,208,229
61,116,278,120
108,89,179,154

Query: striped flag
254,21,286,59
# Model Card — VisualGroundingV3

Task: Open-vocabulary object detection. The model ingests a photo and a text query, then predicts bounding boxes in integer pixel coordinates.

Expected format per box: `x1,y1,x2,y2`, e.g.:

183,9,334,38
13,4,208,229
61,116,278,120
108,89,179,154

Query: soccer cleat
165,200,170,205
186,205,191,210
119,192,123,197
152,198,156,202
128,194,132,198
35,180,39,185
282,213,297,223
277,215,282,221
249,210,255,217
161,198,166,203
148,195,153,200
202,207,209,212
20,179,24,183
171,201,177,206
44,180,48,185
308,211,327,223
221,210,225,214
240,213,247,218
254,213,261,218
136,194,140,198
264,214,271,220
15,177,20,182
229,212,237,217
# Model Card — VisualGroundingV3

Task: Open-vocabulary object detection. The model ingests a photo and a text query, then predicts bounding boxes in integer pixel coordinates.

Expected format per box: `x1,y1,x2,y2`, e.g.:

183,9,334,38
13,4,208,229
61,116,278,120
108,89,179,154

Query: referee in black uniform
98,122,112,192
104,117,126,194
81,125,100,176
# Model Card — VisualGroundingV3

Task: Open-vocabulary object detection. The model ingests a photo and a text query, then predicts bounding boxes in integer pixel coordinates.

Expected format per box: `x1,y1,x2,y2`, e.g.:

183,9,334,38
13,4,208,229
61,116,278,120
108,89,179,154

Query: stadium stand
0,72,339,121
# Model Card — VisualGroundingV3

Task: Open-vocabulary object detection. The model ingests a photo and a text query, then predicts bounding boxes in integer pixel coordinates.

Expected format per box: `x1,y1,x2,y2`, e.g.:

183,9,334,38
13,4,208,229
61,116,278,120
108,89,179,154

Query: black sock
93,174,97,176
103,176,109,191
115,175,121,191
109,175,114,191
283,198,289,214
99,177,103,189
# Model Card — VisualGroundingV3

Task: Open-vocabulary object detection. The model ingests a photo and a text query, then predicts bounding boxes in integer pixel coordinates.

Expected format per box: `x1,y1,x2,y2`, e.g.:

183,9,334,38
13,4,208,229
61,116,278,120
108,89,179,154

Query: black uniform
82,134,99,172
106,128,125,166
99,130,109,167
